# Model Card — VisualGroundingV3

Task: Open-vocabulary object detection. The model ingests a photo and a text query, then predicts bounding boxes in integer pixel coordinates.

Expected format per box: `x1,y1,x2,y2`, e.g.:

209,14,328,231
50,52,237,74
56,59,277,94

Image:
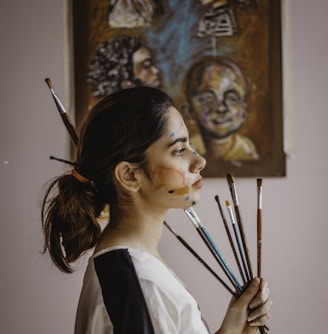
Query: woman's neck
95,206,166,258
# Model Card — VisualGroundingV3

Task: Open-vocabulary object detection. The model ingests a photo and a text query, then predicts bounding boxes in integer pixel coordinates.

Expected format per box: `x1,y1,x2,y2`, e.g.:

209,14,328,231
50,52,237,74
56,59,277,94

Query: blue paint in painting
184,195,190,201
169,132,175,137
143,0,231,97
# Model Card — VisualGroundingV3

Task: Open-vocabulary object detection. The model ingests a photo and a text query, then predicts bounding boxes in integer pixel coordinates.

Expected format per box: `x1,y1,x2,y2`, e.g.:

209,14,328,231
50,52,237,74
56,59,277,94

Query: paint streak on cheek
152,165,188,194
168,185,190,195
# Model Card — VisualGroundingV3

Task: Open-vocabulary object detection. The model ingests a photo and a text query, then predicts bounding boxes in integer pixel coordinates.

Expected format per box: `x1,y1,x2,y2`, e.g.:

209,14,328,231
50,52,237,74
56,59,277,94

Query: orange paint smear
152,165,189,195
171,185,190,195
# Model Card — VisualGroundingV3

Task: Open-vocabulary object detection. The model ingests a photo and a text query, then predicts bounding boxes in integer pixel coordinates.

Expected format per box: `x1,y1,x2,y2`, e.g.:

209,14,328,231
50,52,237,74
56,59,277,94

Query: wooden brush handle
257,209,262,277
235,206,254,279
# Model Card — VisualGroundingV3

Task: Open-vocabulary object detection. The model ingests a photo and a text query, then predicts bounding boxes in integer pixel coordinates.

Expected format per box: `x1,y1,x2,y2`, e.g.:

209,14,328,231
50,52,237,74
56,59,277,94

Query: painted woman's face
191,64,247,139
140,107,206,210
132,47,161,88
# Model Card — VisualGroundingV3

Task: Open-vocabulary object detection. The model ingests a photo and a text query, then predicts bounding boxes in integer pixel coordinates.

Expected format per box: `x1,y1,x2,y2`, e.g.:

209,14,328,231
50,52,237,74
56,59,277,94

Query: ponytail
41,173,104,273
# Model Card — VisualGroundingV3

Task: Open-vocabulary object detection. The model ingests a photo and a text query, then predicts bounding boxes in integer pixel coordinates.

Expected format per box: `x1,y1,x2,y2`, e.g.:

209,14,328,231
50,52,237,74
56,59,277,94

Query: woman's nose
191,151,206,173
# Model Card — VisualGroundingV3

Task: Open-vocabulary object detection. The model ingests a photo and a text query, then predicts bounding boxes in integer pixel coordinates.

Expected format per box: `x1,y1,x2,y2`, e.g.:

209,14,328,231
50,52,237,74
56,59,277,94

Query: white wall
1,0,328,333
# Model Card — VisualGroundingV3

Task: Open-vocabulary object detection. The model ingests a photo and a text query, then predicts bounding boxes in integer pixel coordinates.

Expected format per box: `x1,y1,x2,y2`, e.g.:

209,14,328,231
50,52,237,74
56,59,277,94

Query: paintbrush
256,180,267,334
215,195,246,284
184,207,242,293
257,178,263,277
49,155,76,166
164,221,237,297
226,173,254,280
225,200,250,283
45,78,79,146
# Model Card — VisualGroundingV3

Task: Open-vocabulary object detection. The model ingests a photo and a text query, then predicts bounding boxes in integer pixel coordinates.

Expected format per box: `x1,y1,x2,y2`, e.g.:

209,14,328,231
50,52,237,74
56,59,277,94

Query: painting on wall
70,0,285,177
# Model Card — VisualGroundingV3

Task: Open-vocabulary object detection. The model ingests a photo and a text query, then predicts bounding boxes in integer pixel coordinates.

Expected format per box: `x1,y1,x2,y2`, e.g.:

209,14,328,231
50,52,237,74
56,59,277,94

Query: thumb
235,278,261,309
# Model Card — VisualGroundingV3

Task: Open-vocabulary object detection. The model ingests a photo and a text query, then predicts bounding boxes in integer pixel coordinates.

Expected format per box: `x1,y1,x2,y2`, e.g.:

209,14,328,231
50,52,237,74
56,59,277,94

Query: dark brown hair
42,87,173,273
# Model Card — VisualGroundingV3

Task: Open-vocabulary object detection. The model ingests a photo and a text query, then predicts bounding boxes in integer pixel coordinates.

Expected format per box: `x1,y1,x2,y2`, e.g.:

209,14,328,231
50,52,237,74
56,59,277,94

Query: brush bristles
164,221,178,236
226,173,234,185
257,178,262,187
45,78,52,89
225,199,230,206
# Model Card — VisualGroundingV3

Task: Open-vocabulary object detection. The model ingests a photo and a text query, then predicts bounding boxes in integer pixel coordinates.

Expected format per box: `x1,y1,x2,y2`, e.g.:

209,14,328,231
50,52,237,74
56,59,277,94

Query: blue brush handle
200,225,243,292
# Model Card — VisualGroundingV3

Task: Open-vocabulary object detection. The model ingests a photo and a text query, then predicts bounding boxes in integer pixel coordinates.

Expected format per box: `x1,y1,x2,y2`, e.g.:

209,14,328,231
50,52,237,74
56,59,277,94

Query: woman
42,87,271,333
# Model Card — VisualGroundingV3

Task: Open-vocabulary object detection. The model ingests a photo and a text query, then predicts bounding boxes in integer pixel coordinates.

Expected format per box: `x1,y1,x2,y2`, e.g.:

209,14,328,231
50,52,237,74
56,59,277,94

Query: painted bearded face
191,64,247,139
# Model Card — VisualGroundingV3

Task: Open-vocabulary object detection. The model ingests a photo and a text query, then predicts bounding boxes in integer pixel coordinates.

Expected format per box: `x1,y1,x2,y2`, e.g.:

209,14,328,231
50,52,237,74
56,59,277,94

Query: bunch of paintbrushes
45,78,266,332
165,174,266,332
173,174,266,333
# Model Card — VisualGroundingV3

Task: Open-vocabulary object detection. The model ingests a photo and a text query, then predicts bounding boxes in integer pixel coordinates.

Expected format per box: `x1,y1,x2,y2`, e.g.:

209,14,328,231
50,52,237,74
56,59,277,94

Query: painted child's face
132,47,161,88
141,107,206,209
191,64,247,139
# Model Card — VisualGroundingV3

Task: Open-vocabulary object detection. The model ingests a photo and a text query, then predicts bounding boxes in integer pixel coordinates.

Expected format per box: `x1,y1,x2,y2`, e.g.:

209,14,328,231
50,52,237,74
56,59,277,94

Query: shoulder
127,249,210,334
91,248,209,333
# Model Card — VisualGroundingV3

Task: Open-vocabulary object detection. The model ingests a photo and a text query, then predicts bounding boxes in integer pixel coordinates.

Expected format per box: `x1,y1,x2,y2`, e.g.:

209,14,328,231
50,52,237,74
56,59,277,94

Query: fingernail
252,277,260,286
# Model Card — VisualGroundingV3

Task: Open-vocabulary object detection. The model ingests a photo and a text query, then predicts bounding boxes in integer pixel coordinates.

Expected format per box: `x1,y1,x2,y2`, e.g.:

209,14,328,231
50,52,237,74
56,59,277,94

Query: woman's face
140,107,206,210
132,47,161,88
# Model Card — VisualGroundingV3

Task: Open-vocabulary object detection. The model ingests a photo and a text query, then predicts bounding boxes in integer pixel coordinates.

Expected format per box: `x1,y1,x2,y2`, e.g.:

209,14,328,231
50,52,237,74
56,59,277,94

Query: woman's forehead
164,107,188,136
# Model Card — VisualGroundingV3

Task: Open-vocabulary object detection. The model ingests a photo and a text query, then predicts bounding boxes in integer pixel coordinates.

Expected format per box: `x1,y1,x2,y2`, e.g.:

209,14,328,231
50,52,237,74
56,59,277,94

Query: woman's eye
173,148,186,156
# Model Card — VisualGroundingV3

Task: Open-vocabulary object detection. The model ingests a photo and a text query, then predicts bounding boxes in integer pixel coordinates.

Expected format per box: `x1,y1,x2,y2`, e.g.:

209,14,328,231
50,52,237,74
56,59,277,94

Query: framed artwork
70,0,285,177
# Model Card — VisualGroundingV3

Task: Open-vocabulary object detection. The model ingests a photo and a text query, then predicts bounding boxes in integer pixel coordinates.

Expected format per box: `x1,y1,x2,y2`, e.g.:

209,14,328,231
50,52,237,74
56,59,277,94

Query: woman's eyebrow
167,137,187,147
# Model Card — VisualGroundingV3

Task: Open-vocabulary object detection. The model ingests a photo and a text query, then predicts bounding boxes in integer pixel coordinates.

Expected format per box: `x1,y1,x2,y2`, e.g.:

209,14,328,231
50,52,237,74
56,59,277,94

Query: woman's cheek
152,166,199,207
153,165,186,190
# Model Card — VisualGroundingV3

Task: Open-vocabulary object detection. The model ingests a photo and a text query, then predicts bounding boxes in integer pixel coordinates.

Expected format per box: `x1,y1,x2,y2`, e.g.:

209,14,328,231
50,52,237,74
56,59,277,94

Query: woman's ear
114,161,142,192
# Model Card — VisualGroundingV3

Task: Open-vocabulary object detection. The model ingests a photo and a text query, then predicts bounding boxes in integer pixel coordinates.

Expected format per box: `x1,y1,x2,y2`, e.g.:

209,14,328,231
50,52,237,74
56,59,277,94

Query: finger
260,279,270,300
249,279,270,309
234,278,261,308
248,313,272,327
248,299,273,323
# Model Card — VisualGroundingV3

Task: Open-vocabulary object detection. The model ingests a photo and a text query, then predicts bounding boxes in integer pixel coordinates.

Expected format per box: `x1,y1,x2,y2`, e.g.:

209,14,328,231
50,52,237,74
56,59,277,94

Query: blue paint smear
143,0,233,97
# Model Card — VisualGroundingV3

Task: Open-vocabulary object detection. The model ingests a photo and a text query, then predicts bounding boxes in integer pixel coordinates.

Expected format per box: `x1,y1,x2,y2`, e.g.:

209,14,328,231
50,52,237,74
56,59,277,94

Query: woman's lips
192,178,203,189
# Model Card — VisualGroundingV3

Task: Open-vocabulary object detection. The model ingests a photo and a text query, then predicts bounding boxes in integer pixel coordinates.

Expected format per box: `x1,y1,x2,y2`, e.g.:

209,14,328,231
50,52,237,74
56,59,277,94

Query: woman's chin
183,197,201,209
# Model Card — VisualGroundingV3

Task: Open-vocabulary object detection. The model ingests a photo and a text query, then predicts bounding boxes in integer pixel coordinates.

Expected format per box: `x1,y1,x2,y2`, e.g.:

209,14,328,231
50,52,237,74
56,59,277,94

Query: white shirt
74,246,209,334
